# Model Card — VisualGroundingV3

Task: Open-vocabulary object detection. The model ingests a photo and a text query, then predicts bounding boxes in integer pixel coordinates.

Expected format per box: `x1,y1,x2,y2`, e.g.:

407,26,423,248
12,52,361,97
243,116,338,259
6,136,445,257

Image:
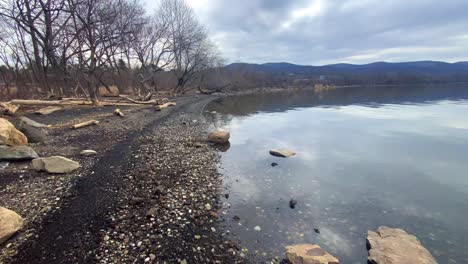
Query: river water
206,84,468,263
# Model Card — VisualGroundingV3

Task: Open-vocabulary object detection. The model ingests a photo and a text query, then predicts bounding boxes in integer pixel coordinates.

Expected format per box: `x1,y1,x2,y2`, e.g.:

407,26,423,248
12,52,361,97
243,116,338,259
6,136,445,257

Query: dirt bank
0,96,242,263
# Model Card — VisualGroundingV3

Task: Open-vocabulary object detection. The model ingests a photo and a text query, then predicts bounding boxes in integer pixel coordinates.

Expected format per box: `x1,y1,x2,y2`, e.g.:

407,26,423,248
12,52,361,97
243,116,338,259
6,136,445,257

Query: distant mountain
225,61,468,75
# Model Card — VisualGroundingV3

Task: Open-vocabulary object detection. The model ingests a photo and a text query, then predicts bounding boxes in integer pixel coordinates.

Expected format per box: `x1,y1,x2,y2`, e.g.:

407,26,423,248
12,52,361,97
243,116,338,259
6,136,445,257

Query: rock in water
0,118,28,146
269,149,296,158
367,226,437,264
0,207,24,245
32,156,80,174
0,146,39,161
208,130,230,144
80,150,98,156
285,244,339,264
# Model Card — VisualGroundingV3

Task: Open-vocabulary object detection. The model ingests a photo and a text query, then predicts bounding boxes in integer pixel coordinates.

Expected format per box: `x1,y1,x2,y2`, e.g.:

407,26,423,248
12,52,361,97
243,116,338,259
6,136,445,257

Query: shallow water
207,84,468,263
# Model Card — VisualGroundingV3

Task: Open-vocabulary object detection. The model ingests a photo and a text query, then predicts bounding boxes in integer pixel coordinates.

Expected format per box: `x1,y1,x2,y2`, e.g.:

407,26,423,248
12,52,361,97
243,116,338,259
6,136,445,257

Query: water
206,84,468,263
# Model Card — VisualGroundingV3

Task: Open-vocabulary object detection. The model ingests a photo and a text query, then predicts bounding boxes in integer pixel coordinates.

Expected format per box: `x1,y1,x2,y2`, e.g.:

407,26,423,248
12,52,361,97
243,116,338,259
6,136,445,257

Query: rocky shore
0,95,241,263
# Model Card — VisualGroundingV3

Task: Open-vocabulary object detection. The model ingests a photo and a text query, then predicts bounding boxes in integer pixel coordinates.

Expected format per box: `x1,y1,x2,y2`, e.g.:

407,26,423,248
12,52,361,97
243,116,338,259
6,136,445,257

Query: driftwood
197,84,229,95
35,106,63,115
72,120,99,129
113,108,125,117
0,102,19,115
155,102,176,111
118,95,156,105
7,99,142,107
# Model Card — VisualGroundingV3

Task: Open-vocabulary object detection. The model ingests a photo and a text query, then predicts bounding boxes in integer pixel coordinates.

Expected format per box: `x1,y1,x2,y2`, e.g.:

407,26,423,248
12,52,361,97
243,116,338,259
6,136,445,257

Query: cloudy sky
147,0,468,65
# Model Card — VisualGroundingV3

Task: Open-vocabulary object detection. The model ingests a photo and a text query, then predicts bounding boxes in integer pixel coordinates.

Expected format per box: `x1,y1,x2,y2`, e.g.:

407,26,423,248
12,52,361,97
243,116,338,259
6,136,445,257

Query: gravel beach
0,96,242,263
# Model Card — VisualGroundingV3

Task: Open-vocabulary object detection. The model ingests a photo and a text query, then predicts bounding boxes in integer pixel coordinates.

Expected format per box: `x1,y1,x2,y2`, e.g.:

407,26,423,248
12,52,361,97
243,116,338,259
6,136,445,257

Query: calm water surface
207,85,468,263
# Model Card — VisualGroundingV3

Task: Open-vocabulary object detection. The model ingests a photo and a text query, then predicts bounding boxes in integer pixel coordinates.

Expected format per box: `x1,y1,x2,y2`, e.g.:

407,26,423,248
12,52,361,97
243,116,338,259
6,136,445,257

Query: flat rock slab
0,118,28,146
0,145,39,161
367,226,437,264
269,149,296,158
35,106,62,115
0,207,24,245
208,130,230,144
285,244,339,264
32,156,80,174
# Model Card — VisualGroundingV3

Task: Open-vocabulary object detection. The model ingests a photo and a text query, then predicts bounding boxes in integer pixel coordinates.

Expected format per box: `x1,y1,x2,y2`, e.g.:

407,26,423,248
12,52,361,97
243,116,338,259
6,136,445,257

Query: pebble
205,203,212,210
254,226,261,231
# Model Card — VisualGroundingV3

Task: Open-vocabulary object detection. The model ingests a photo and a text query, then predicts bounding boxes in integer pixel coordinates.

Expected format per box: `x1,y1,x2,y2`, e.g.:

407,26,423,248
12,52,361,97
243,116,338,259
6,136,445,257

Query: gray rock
269,149,296,158
0,145,39,161
32,156,80,174
0,207,24,245
17,123,48,143
146,207,158,218
19,117,48,128
367,226,437,264
285,244,339,264
80,150,98,156
0,161,9,170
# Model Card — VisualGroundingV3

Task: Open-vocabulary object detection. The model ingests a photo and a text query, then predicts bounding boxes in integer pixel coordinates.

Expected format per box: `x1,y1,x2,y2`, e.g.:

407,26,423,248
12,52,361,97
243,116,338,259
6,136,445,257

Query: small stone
181,259,187,264
254,226,261,231
271,162,279,167
146,207,158,218
211,227,216,232
80,150,98,156
205,203,212,210
194,235,201,240
149,254,156,260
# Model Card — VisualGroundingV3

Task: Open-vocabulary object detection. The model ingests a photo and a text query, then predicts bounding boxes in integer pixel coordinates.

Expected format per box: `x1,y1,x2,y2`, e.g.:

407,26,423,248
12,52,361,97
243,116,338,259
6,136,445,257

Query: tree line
0,0,223,101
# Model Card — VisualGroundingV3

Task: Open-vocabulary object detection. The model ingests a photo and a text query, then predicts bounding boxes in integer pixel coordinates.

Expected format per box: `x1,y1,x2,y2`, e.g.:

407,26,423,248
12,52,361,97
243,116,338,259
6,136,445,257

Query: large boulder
367,226,437,264
0,207,24,245
269,149,296,158
0,145,39,161
208,130,230,144
0,118,28,146
285,244,339,264
32,156,80,174
12,118,49,143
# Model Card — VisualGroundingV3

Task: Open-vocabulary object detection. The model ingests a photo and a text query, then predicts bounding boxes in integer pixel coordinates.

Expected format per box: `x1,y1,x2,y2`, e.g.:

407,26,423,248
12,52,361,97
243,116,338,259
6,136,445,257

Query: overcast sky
147,0,468,65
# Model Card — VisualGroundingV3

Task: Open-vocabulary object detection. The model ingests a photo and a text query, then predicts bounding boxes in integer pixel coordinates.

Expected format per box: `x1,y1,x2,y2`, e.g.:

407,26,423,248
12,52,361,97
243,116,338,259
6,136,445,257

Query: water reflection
207,84,468,263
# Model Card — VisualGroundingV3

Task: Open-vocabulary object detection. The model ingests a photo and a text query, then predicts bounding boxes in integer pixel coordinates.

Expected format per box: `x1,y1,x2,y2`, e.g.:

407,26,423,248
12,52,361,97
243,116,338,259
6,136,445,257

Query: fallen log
9,99,89,106
118,95,156,105
113,108,125,117
35,106,63,115
0,102,19,115
155,102,176,111
72,120,99,129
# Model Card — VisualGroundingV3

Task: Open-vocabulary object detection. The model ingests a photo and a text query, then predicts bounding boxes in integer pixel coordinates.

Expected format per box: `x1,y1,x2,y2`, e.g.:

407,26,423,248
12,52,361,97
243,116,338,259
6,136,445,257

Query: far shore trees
0,0,223,102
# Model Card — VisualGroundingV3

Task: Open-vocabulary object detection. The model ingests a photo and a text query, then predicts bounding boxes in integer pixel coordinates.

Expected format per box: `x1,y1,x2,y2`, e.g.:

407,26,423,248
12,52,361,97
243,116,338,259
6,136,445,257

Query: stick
118,95,156,105
155,102,176,111
72,120,99,129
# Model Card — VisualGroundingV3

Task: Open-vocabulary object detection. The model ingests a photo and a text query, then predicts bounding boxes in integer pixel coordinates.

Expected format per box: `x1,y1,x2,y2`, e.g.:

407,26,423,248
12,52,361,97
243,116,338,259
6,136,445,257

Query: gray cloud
155,0,468,64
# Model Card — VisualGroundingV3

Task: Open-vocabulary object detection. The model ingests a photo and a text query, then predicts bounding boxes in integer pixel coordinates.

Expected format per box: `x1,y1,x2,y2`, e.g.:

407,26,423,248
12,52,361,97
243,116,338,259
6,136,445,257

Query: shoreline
1,95,242,263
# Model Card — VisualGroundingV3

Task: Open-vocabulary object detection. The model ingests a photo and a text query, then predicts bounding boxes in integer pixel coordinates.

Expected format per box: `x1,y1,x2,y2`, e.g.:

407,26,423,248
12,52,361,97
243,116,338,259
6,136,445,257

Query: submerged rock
0,145,39,161
367,226,437,264
208,130,230,144
32,156,80,174
285,244,339,264
269,149,296,158
0,118,28,146
289,199,297,209
0,207,24,245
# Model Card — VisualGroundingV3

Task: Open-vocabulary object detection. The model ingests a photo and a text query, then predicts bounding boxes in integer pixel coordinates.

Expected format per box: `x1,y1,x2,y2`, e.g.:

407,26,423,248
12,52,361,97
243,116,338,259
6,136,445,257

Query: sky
145,0,468,65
